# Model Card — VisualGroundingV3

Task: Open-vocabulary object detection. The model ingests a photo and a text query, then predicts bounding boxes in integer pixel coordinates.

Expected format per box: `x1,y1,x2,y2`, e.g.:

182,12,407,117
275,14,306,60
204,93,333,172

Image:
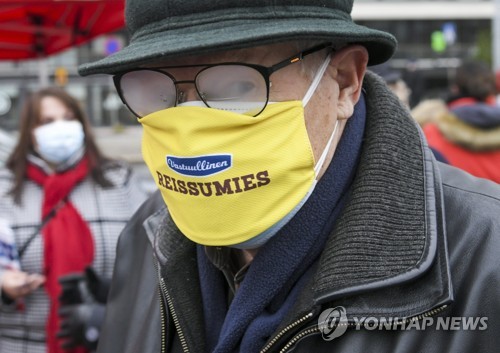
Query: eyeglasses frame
113,42,333,118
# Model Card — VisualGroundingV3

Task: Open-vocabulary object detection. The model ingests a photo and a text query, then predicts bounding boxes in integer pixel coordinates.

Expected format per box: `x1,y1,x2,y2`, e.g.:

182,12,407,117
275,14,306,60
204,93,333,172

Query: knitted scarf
26,156,94,353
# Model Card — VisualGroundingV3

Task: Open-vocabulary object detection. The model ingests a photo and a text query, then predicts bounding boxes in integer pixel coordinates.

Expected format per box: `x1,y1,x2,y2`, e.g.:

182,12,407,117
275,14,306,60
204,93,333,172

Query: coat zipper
158,285,168,353
155,258,191,353
262,304,449,353
153,258,168,353
159,276,191,353
260,312,315,353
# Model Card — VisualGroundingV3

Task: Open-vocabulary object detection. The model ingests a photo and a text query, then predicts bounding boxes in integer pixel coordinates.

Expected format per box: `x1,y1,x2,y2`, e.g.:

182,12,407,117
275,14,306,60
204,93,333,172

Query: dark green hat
79,0,397,76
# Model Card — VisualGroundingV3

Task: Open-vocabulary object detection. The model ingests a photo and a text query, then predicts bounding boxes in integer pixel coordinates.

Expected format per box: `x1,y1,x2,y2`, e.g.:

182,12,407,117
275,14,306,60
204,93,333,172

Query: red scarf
27,157,94,353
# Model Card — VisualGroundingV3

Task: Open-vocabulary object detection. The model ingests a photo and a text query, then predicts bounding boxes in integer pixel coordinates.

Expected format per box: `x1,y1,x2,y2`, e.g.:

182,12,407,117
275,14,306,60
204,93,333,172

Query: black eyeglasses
113,43,332,118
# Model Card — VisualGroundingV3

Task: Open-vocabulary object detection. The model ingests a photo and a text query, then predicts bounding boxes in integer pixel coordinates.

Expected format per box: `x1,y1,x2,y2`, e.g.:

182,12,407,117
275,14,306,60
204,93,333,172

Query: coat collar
298,73,453,321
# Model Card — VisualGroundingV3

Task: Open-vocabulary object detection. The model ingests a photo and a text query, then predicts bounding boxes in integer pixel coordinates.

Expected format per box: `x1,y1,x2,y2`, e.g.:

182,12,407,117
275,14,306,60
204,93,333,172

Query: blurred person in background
496,69,500,105
370,61,411,108
0,87,147,353
0,128,15,169
413,60,500,183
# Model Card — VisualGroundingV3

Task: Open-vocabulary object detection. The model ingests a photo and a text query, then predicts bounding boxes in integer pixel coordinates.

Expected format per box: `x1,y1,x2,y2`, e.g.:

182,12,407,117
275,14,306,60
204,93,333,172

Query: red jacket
424,123,500,183
423,97,500,183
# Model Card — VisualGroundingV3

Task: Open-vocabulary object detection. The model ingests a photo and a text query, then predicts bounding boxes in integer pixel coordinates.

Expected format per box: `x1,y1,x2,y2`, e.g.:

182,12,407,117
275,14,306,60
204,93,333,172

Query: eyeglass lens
119,65,268,118
119,70,177,118
196,65,267,114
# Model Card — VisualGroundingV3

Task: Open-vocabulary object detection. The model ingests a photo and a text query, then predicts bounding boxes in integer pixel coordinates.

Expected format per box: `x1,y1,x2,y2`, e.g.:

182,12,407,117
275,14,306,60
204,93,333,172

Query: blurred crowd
372,59,500,183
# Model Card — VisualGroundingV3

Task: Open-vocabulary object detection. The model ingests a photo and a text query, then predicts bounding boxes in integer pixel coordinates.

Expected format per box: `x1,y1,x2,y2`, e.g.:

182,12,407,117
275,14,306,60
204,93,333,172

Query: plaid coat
0,155,148,353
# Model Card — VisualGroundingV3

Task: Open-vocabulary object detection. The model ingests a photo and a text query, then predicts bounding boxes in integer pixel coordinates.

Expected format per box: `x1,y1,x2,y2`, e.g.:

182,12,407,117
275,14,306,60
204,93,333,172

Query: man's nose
176,82,201,104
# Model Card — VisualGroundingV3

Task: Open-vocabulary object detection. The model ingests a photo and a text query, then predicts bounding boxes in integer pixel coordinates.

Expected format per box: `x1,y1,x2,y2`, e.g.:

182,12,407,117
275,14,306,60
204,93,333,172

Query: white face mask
33,120,85,164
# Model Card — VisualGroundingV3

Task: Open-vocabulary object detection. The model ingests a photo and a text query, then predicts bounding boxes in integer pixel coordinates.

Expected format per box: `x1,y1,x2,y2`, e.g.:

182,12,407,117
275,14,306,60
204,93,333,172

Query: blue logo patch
166,154,232,177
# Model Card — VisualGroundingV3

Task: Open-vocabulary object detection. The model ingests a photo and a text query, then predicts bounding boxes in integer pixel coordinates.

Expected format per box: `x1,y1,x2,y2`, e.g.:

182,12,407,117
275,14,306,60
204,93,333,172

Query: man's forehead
142,42,296,68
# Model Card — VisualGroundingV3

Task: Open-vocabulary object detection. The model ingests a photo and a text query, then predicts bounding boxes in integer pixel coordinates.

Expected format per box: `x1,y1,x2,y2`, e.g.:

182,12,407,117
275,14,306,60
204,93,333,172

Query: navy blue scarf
197,95,367,352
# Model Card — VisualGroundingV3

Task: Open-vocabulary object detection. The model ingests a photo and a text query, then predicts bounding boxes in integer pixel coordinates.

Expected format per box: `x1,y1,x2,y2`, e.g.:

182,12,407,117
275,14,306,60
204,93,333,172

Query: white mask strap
302,54,331,107
314,120,340,177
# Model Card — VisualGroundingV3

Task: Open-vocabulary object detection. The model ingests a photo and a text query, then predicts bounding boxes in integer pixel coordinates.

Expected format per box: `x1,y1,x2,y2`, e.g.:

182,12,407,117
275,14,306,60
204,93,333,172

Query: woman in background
0,87,147,353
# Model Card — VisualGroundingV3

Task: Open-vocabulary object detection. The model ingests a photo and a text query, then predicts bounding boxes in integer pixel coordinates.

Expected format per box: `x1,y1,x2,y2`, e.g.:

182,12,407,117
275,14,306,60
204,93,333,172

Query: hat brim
79,16,397,76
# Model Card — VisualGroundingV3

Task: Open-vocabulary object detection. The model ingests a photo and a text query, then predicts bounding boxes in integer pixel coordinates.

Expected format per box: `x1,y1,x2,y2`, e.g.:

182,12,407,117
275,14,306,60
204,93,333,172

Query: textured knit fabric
26,158,94,353
197,94,367,352
314,71,428,297
0,156,148,353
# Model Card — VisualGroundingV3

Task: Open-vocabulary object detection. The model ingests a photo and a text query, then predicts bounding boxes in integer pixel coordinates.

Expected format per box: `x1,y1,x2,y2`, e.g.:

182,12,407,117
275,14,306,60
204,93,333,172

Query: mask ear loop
302,52,332,107
314,120,340,177
299,50,338,177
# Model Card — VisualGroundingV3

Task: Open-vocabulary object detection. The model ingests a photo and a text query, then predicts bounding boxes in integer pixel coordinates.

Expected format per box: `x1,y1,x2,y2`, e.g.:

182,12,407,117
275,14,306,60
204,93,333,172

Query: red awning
0,0,125,60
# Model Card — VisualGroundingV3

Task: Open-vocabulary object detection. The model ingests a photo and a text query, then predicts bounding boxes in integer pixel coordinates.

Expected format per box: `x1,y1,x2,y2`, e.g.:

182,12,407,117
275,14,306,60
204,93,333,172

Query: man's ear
329,45,369,119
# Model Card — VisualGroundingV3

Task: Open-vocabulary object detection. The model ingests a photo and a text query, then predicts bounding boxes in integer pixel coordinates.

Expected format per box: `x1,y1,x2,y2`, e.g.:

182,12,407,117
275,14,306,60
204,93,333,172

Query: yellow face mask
139,55,338,248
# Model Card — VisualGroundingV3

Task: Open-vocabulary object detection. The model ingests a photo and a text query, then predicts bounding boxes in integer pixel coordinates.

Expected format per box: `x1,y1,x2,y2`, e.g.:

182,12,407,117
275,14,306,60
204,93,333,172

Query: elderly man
79,1,500,352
